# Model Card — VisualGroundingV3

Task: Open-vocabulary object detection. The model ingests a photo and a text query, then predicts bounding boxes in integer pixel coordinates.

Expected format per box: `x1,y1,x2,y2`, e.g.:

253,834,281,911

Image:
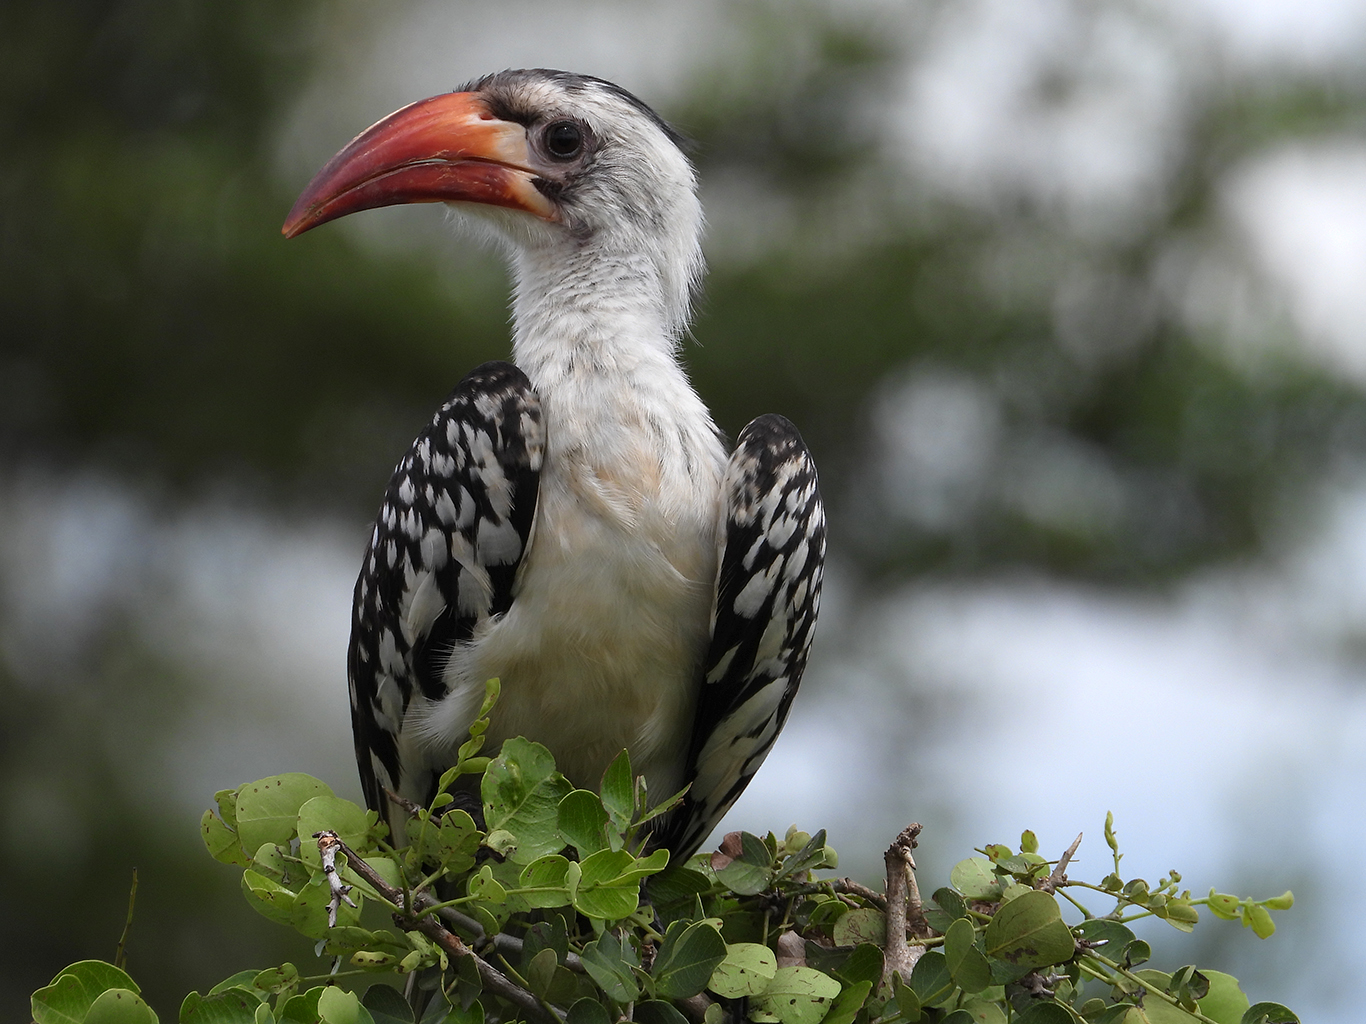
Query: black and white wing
653,414,826,857
348,361,543,821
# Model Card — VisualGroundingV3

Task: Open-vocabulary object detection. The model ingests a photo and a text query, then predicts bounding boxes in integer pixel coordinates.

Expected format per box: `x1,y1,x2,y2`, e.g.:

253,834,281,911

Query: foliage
33,686,1297,1024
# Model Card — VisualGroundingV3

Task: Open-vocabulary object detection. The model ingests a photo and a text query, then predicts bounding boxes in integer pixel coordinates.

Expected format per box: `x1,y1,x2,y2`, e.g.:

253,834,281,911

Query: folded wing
653,414,826,857
347,361,543,819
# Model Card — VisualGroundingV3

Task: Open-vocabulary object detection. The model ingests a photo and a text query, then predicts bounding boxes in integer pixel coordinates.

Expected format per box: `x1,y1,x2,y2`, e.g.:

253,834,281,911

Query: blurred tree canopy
5,0,1364,578
4,0,1365,1016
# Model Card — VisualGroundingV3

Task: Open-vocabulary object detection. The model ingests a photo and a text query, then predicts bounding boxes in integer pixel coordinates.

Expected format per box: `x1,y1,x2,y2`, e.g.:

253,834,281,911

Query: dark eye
544,120,584,159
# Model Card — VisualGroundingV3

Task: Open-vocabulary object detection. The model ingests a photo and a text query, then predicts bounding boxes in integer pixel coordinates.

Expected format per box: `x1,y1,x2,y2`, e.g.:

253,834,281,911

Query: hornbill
283,69,825,858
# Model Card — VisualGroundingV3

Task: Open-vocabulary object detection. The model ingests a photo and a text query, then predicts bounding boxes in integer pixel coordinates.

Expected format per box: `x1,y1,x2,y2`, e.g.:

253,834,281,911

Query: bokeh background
4,0,1365,1018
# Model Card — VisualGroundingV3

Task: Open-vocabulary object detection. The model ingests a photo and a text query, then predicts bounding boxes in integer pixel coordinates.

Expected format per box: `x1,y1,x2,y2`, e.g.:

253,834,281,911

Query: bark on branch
882,823,928,991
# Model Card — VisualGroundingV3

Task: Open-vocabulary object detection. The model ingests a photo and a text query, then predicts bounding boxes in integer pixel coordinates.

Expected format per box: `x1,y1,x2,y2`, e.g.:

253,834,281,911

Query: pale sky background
5,0,1365,1018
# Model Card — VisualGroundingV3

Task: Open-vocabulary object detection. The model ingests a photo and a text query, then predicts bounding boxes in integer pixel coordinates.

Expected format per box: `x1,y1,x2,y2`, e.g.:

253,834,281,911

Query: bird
282,69,825,858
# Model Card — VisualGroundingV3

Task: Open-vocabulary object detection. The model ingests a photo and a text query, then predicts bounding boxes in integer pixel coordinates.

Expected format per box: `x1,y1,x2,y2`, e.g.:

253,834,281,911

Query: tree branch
1039,833,1084,893
882,823,925,990
314,831,564,1024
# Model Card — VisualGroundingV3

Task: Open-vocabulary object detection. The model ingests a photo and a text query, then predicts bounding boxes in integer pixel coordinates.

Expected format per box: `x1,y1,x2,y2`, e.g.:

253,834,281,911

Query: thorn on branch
315,831,358,927
1039,833,1083,893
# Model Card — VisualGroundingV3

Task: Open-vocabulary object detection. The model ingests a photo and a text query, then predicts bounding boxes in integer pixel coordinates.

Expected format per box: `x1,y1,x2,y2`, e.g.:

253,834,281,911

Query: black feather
347,361,543,816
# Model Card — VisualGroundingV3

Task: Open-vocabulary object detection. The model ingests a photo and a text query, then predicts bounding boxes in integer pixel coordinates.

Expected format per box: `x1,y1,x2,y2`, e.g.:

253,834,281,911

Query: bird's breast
436,375,728,795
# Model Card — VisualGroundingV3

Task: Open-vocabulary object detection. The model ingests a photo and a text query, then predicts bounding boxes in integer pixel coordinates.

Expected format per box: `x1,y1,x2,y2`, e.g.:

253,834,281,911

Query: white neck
504,234,724,497
510,240,686,390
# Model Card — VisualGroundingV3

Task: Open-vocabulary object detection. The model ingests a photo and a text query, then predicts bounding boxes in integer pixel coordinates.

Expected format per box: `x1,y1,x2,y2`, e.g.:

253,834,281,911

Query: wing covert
654,413,826,857
347,361,543,816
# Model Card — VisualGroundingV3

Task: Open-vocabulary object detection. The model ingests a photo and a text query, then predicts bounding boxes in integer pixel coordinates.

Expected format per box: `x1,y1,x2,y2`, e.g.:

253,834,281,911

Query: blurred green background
3,0,1365,1018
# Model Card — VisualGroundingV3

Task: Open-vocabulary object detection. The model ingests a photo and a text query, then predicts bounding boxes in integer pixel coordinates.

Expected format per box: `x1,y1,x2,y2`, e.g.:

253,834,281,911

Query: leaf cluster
32,699,1299,1024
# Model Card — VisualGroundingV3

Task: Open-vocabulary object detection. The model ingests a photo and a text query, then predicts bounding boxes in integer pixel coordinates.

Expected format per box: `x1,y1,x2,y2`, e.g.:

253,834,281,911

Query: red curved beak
282,91,555,238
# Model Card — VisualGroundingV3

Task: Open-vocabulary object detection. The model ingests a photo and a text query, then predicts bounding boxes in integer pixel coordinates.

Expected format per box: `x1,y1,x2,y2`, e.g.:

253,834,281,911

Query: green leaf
250,843,290,886
277,988,323,1024
181,988,260,1024
481,738,573,864
316,988,376,1024
944,919,992,993
750,966,841,1024
1262,891,1294,910
240,869,299,927
957,998,1007,1024
292,873,359,938
1075,920,1137,960
215,789,240,828
950,858,1001,900
933,887,969,921
832,908,884,948
517,854,573,909
33,962,144,1024
418,992,479,1024
634,1002,690,1024
1132,1000,1201,1023
831,944,883,990
1159,899,1200,932
709,942,778,998
982,891,1074,969
580,931,642,1003
297,795,371,869
567,999,612,1024
1245,905,1276,939
1240,1004,1298,1024
600,749,634,830
235,775,333,854
574,883,640,922
712,832,773,896
521,919,570,973
32,975,94,1024
1170,966,1210,1007
573,848,666,920
822,980,871,1024
360,987,413,1024
1206,892,1241,921
83,989,158,1024
449,956,484,1012
807,899,848,933
649,866,712,907
1020,830,1039,854
406,807,478,870
467,865,508,904
559,790,612,856
1011,1003,1071,1024
481,829,517,859
1196,971,1249,1024
526,948,559,998
774,829,830,880
202,809,249,867
652,920,728,1000
1122,941,1152,969
909,951,954,1008
208,975,267,1000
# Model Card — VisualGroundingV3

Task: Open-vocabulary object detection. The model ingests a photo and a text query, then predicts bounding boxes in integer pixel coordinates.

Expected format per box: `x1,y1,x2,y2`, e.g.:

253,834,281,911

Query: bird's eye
544,120,584,159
